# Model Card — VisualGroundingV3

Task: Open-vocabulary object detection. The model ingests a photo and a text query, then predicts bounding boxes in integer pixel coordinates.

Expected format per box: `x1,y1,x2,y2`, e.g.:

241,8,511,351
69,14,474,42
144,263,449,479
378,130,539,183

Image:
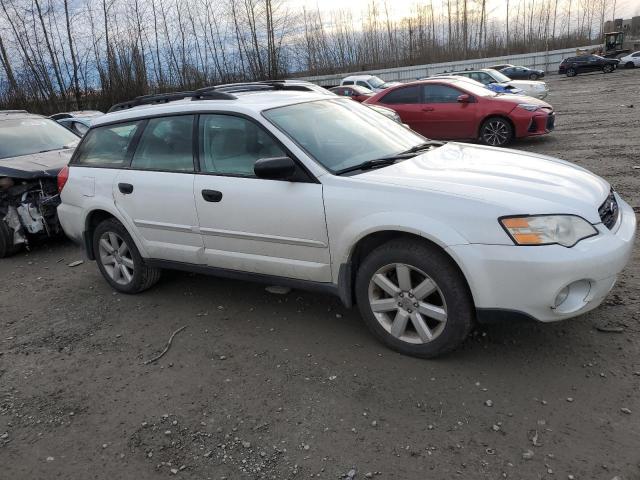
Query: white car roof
92,90,334,127
342,75,378,81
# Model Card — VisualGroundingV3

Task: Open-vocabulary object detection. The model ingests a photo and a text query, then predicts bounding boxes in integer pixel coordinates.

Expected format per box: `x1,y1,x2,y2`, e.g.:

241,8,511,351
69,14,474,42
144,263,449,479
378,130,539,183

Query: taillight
57,165,69,193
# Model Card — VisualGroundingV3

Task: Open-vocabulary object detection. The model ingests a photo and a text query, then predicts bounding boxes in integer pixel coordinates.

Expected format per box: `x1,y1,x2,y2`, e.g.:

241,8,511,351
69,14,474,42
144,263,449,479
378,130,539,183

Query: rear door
193,114,331,282
113,114,203,264
377,85,425,133
419,84,477,139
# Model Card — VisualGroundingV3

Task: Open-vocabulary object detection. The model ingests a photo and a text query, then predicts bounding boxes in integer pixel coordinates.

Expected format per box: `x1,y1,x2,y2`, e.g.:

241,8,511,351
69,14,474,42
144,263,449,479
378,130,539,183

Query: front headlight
517,103,540,111
499,215,598,247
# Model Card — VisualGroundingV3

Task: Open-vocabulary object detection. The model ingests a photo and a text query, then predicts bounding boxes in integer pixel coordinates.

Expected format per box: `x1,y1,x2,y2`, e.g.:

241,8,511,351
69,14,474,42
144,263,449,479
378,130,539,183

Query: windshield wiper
399,140,445,154
335,157,405,175
336,141,444,175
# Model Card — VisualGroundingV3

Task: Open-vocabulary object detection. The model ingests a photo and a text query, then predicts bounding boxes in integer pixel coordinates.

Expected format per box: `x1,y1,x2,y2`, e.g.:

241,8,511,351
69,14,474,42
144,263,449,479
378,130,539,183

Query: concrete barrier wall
297,45,602,86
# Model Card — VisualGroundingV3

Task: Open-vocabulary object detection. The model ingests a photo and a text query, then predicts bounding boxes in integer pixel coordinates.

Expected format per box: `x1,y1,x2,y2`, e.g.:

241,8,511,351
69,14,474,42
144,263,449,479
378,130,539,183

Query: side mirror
254,156,296,181
457,94,472,103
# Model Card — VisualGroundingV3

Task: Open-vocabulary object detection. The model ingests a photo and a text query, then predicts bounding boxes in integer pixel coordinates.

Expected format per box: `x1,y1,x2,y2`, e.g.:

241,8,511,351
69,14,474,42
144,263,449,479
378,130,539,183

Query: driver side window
199,115,286,177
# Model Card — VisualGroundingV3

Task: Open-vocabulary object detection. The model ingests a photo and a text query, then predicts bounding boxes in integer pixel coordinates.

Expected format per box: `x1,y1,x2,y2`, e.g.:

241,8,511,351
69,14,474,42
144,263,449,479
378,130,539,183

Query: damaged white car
0,110,79,257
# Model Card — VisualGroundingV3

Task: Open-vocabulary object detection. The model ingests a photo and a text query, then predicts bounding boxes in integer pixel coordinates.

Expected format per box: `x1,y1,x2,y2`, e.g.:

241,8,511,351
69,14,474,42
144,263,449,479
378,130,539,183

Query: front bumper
448,196,636,322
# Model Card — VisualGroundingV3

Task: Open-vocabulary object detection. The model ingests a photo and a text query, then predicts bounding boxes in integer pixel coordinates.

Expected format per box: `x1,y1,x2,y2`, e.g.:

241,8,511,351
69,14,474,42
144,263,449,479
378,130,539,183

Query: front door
114,115,203,264
418,84,477,140
193,114,331,282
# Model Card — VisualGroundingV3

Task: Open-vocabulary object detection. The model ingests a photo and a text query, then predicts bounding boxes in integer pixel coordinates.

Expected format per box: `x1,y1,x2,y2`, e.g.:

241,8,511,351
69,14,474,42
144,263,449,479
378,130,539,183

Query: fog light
554,286,570,308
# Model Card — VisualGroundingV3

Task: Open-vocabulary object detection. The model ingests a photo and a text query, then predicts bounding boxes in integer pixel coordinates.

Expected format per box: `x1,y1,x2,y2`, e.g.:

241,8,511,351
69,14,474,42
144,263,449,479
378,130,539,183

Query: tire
93,218,161,293
625,62,635,69
603,64,614,73
355,239,474,358
566,67,577,77
529,73,538,80
479,117,514,147
0,220,21,258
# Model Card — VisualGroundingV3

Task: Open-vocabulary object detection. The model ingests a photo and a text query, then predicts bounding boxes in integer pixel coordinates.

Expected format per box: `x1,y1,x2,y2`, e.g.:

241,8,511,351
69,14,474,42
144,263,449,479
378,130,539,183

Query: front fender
330,211,471,281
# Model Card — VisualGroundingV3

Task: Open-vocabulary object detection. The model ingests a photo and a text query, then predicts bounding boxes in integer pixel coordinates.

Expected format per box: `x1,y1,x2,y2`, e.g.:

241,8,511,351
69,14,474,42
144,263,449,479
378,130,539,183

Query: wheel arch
478,114,515,140
83,207,146,260
341,229,473,308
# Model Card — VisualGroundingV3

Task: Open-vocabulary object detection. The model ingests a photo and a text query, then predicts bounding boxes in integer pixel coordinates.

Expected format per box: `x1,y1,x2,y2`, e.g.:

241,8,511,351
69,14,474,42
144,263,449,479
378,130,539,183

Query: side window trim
124,119,148,168
197,112,318,183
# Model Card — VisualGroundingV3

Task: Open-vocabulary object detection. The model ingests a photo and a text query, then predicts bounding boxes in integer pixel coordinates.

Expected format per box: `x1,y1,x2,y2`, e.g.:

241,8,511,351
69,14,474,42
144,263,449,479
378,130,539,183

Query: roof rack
107,80,319,113
108,89,236,113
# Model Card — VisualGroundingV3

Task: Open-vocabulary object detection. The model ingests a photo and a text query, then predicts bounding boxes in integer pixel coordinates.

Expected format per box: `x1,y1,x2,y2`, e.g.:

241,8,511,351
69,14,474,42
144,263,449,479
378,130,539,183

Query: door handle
202,189,223,202
118,183,133,194
421,107,434,112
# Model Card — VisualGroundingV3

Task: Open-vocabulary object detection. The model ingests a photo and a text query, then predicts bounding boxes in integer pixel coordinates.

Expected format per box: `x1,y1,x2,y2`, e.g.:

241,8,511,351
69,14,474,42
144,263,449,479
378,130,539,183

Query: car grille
598,190,619,230
546,113,555,130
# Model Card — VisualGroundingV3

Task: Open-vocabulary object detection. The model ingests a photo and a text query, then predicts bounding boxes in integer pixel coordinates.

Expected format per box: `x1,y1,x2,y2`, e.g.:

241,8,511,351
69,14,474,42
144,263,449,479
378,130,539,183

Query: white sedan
620,51,640,68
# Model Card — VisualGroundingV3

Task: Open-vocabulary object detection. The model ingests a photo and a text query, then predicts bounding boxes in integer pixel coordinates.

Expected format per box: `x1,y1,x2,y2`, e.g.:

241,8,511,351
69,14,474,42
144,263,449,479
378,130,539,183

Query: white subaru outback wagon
57,81,636,358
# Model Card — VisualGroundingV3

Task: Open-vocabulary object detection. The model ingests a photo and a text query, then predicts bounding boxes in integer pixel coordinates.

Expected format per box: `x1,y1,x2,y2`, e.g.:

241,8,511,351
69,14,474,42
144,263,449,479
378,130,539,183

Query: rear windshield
0,118,79,159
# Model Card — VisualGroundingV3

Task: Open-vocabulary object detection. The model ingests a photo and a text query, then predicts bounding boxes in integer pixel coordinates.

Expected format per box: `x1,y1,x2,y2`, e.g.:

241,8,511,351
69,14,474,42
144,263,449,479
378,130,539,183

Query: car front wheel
603,64,614,73
529,73,538,80
624,62,634,69
355,239,474,358
566,67,577,77
93,218,161,293
479,117,513,147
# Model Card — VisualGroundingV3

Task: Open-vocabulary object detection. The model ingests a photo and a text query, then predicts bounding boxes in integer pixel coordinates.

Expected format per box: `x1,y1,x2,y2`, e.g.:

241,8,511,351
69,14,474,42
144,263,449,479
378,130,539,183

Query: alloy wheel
482,120,510,146
98,231,135,285
367,263,447,345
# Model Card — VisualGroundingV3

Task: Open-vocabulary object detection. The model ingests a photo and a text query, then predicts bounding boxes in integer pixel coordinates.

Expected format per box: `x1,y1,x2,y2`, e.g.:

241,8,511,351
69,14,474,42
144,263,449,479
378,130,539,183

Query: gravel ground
1,69,639,480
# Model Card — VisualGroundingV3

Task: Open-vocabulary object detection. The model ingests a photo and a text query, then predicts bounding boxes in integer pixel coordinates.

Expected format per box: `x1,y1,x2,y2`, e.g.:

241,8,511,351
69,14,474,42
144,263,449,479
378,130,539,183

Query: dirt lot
1,69,639,480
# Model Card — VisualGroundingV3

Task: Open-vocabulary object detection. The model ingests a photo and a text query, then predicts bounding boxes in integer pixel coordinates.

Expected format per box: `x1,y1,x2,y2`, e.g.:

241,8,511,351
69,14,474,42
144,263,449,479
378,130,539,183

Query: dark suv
558,55,619,77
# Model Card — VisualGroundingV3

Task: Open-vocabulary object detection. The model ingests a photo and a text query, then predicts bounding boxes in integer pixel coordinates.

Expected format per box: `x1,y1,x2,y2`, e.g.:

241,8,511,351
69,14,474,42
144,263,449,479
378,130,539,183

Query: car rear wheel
603,64,614,73
355,239,474,358
566,67,577,77
93,218,161,293
0,220,21,258
479,117,513,147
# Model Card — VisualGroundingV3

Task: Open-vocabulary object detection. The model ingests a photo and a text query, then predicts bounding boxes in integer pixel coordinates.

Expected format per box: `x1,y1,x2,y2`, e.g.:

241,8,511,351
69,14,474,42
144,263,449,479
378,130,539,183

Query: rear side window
380,86,421,104
423,85,462,103
130,115,194,172
74,121,142,167
343,80,354,85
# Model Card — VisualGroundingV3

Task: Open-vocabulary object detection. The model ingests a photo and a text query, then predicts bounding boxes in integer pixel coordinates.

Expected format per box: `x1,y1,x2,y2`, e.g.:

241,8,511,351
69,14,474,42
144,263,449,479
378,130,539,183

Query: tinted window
356,81,370,88
343,80,354,85
200,115,286,177
74,121,142,167
633,52,640,57
424,85,462,103
130,116,194,172
380,86,421,104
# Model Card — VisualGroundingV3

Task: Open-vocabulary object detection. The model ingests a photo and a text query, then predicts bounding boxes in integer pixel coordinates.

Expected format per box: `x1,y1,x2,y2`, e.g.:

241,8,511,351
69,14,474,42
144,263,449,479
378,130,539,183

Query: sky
289,0,640,22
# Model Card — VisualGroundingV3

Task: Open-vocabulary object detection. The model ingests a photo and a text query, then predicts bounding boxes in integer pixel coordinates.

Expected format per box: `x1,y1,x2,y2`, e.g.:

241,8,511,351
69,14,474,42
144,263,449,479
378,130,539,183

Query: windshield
368,76,386,88
0,118,79,159
263,99,427,173
489,70,511,83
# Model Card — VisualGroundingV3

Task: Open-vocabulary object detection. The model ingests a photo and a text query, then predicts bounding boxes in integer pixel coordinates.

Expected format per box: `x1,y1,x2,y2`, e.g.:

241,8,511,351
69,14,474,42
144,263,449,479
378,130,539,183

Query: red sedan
364,78,554,146
329,85,375,102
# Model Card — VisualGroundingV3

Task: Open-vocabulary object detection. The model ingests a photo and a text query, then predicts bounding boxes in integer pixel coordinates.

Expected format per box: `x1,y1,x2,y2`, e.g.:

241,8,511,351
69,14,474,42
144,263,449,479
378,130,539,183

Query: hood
356,142,609,223
488,94,552,109
0,148,74,179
